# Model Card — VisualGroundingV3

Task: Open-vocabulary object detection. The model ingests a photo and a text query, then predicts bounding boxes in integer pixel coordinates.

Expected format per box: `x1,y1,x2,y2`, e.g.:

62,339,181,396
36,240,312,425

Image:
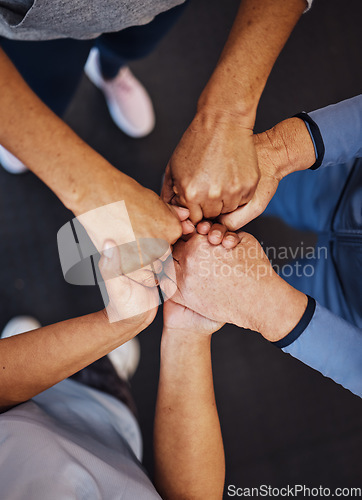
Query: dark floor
1,0,362,496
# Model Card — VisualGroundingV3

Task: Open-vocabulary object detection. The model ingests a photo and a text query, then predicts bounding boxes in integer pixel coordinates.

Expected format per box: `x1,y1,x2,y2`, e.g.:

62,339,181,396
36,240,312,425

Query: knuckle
241,187,255,203
184,185,198,201
228,184,241,196
208,188,222,199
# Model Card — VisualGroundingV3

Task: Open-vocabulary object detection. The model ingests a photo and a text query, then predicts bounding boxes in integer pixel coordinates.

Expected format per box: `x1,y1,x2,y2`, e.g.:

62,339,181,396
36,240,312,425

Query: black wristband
272,295,316,349
294,112,325,170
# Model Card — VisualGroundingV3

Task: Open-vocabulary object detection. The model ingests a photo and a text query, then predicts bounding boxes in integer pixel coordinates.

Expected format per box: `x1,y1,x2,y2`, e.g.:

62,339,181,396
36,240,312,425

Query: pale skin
166,233,308,342
162,0,308,225
154,300,225,500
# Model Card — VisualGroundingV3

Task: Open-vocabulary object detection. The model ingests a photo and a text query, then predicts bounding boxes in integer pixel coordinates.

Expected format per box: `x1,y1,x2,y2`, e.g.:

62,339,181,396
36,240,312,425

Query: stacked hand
74,167,194,272
98,239,160,331
168,232,307,342
161,110,260,225
95,116,314,342
163,300,223,338
162,115,315,232
220,117,316,229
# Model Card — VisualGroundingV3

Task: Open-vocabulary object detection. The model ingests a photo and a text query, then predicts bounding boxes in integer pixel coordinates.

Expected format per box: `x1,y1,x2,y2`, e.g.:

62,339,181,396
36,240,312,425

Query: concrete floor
0,0,361,495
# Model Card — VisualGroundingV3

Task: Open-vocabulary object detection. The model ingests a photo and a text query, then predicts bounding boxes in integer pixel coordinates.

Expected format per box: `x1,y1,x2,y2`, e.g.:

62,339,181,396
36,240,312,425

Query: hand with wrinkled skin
163,299,223,338
162,111,260,225
219,117,316,230
169,233,307,342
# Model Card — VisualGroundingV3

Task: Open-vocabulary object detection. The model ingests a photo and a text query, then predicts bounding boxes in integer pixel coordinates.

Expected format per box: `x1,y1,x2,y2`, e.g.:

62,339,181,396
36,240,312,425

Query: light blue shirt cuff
282,302,362,397
309,94,362,168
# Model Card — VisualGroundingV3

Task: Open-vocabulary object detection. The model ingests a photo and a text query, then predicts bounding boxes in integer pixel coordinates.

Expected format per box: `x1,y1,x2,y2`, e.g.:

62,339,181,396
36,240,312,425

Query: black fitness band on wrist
294,112,325,170
272,295,316,349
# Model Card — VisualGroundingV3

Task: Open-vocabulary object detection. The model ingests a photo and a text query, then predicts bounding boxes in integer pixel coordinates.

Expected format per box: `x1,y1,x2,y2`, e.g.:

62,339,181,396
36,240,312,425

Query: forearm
0,49,129,214
0,310,137,410
198,0,306,121
154,329,225,500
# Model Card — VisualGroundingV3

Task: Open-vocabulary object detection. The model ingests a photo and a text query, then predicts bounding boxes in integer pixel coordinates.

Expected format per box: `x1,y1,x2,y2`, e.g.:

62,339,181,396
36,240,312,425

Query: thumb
220,178,278,230
168,204,190,222
219,200,259,230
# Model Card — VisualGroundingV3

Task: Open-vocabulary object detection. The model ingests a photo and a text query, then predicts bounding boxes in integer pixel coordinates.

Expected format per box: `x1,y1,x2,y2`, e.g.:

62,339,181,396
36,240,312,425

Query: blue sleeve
281,302,362,397
309,95,362,168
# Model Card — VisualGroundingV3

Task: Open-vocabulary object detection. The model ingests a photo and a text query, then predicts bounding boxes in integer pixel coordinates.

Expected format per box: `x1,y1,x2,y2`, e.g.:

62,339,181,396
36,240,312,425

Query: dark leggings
0,1,189,115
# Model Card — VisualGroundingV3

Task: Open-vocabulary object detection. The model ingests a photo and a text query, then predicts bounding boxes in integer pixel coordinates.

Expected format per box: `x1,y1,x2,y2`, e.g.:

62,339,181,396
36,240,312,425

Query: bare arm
154,302,225,500
199,0,307,118
220,117,316,229
0,311,129,411
163,0,307,224
0,244,159,411
0,49,184,246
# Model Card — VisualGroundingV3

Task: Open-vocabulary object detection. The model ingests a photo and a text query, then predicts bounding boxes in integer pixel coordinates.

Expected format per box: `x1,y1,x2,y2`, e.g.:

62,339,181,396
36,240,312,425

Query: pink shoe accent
85,48,155,138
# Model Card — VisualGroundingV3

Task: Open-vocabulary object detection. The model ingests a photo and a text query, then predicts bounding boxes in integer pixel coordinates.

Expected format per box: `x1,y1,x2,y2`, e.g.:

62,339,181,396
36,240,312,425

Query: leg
85,2,189,137
0,38,93,116
278,238,352,323
264,160,355,233
274,158,362,325
96,1,190,79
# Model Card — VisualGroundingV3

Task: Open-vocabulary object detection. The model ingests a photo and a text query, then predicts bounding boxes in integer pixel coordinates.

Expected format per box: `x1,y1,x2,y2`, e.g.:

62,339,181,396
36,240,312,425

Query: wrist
259,118,316,179
256,281,308,342
197,69,258,127
71,164,141,217
66,159,118,215
192,106,255,142
161,327,212,348
97,309,144,345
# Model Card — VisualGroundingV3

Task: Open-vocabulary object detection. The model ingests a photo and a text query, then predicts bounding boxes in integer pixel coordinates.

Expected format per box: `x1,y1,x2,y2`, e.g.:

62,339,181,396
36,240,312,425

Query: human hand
98,239,160,333
219,117,316,230
73,167,193,272
161,109,260,225
163,300,223,338
171,233,307,342
196,220,240,249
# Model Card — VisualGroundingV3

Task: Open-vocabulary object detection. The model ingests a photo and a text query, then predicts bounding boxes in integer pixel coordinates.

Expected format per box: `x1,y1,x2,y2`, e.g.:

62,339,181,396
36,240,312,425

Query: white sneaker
0,145,28,174
1,316,41,339
84,48,155,138
107,337,141,381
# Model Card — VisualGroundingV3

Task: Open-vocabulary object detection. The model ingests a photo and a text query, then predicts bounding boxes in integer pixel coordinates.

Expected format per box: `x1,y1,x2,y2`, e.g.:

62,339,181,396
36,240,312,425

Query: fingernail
103,241,115,259
212,231,222,239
